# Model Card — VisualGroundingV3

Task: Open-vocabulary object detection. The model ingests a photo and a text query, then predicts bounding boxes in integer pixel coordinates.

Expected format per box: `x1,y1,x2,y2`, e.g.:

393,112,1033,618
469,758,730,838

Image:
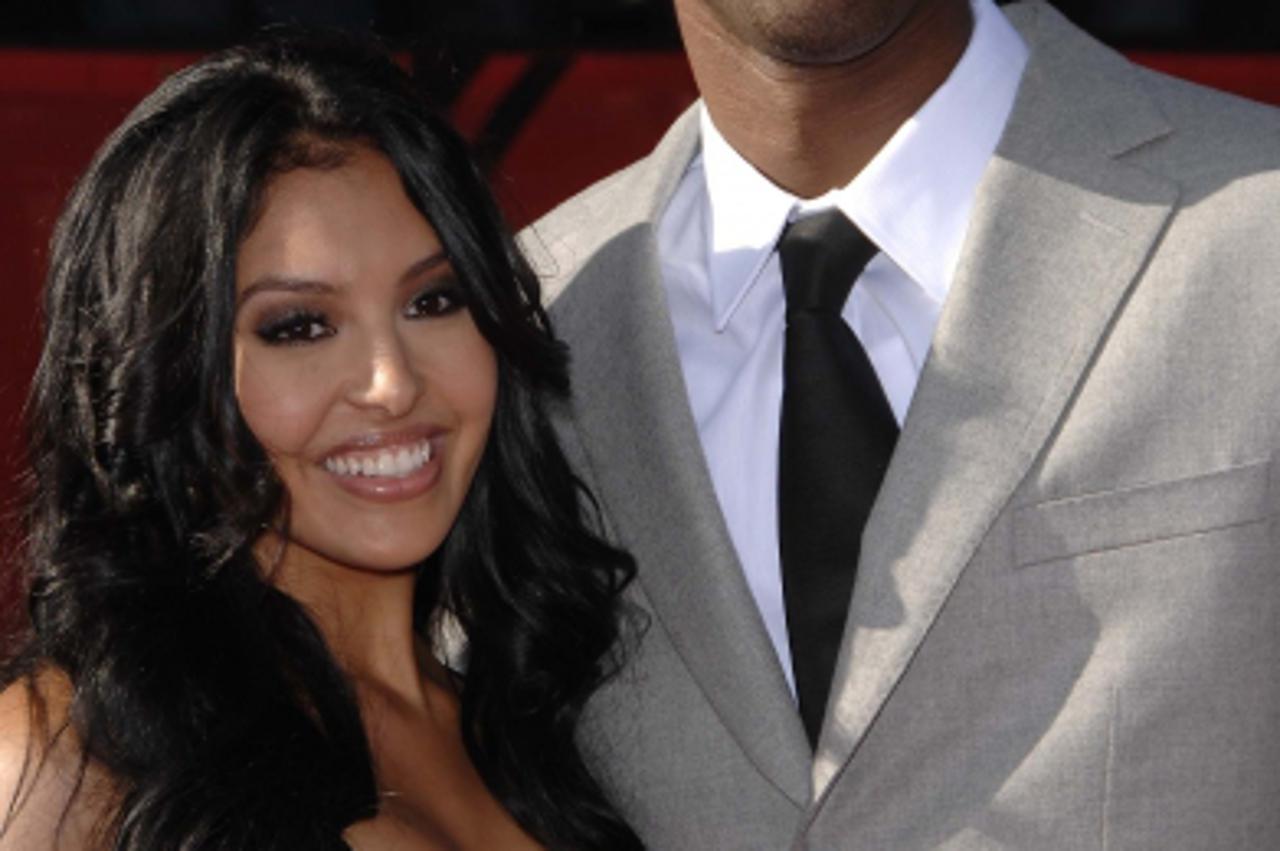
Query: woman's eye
254,311,334,345
407,285,465,319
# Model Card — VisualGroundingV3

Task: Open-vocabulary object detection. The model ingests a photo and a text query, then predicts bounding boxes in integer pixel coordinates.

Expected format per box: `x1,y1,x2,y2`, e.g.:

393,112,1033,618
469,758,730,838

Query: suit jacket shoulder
1006,0,1280,194
1131,63,1280,242
520,106,700,306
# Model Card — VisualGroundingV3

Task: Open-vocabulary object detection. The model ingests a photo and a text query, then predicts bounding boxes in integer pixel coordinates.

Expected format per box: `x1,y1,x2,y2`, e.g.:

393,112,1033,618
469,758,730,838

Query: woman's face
233,145,498,574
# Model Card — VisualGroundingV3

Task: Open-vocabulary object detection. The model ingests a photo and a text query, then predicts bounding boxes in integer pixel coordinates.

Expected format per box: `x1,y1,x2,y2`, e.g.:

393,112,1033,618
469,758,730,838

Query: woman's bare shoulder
0,668,114,850
0,667,75,799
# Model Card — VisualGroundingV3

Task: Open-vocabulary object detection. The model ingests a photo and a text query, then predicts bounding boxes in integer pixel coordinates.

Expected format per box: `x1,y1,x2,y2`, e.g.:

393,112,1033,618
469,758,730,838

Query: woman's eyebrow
236,277,338,309
399,250,450,285
236,250,449,308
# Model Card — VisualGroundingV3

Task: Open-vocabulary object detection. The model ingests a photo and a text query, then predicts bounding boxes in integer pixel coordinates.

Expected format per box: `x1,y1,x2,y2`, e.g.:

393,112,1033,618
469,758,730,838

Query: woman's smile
320,429,444,501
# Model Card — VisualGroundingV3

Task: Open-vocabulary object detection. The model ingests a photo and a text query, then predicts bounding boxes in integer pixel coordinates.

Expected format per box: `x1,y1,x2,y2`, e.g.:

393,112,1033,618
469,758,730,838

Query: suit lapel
542,110,813,806
813,1,1180,797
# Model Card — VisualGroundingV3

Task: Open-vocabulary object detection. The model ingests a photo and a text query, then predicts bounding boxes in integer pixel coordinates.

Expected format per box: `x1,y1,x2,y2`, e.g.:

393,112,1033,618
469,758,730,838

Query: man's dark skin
674,0,975,197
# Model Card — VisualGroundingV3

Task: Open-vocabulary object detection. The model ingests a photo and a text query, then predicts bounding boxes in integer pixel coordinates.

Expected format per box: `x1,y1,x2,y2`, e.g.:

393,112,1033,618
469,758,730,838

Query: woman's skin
0,144,541,850
0,670,118,849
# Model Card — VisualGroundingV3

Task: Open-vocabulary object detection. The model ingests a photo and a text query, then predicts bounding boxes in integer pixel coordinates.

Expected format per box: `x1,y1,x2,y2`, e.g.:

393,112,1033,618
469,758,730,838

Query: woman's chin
258,528,440,578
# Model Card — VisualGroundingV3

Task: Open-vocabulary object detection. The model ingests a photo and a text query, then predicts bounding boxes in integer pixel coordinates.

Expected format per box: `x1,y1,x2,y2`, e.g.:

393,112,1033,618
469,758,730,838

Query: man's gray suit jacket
523,2,1280,847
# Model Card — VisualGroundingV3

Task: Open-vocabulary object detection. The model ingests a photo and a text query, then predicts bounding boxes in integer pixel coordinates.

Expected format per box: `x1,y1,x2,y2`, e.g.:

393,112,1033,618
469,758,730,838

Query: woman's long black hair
4,31,642,850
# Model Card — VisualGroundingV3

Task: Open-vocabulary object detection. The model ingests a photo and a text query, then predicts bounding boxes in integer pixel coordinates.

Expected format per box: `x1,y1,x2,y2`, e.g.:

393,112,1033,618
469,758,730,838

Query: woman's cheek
235,347,331,456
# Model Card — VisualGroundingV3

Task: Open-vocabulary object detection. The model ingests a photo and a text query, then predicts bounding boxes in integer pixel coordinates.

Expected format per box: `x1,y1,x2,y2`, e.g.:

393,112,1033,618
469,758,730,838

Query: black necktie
777,210,899,748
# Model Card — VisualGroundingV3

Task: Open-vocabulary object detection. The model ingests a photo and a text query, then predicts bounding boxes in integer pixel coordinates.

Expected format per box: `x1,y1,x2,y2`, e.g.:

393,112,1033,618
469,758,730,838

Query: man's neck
680,0,974,198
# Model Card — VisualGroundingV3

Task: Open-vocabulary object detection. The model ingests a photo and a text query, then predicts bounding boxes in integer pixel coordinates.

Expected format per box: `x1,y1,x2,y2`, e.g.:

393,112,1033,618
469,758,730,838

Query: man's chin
705,0,930,67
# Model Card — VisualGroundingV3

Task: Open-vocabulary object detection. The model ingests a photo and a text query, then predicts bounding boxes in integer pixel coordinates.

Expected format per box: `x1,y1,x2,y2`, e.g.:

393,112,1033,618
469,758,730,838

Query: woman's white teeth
324,441,433,478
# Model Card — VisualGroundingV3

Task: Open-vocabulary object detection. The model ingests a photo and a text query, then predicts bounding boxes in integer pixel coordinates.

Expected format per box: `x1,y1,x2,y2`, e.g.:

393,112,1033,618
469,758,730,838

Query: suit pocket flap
1013,460,1272,568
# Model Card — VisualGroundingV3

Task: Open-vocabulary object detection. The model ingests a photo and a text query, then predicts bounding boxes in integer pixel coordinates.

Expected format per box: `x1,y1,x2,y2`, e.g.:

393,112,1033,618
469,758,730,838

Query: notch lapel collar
537,108,813,806
812,1,1181,799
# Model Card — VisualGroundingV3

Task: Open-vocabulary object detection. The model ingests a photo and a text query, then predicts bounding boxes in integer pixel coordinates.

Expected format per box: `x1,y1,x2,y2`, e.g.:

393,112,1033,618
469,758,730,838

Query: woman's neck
263,535,431,710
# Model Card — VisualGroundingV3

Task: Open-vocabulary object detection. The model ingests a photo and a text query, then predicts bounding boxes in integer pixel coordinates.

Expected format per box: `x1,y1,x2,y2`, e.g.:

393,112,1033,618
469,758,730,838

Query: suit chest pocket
1012,459,1273,569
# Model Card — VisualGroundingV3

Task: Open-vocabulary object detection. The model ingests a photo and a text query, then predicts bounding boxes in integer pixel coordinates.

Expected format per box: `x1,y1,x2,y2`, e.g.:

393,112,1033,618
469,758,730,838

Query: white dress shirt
656,0,1029,690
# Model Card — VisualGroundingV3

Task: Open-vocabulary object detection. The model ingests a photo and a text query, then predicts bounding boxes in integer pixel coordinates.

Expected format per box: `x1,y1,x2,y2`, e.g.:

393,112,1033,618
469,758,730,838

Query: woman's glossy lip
327,449,442,503
319,426,446,503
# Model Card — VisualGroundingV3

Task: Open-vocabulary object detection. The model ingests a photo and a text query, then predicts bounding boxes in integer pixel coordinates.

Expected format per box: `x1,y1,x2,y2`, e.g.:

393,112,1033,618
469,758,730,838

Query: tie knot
778,210,878,315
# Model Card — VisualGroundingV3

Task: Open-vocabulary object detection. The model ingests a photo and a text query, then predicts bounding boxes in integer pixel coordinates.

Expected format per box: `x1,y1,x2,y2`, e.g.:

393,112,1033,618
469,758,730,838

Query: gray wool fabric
521,2,1280,847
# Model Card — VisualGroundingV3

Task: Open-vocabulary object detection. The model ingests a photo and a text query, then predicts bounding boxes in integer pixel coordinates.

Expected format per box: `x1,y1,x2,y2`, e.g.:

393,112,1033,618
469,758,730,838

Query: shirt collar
699,0,1029,330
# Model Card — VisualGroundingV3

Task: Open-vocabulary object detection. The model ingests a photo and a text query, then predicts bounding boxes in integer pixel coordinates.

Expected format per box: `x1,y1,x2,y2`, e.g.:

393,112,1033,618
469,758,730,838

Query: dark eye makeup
249,278,467,346
254,309,335,345
406,279,466,319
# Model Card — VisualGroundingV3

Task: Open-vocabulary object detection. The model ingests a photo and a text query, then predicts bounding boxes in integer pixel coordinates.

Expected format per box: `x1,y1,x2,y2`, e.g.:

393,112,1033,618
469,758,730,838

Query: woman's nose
347,333,423,418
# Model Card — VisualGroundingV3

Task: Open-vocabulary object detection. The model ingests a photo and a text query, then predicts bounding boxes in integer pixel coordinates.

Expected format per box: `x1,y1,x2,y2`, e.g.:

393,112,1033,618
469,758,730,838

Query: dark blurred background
2,0,1280,565
3,0,1280,50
